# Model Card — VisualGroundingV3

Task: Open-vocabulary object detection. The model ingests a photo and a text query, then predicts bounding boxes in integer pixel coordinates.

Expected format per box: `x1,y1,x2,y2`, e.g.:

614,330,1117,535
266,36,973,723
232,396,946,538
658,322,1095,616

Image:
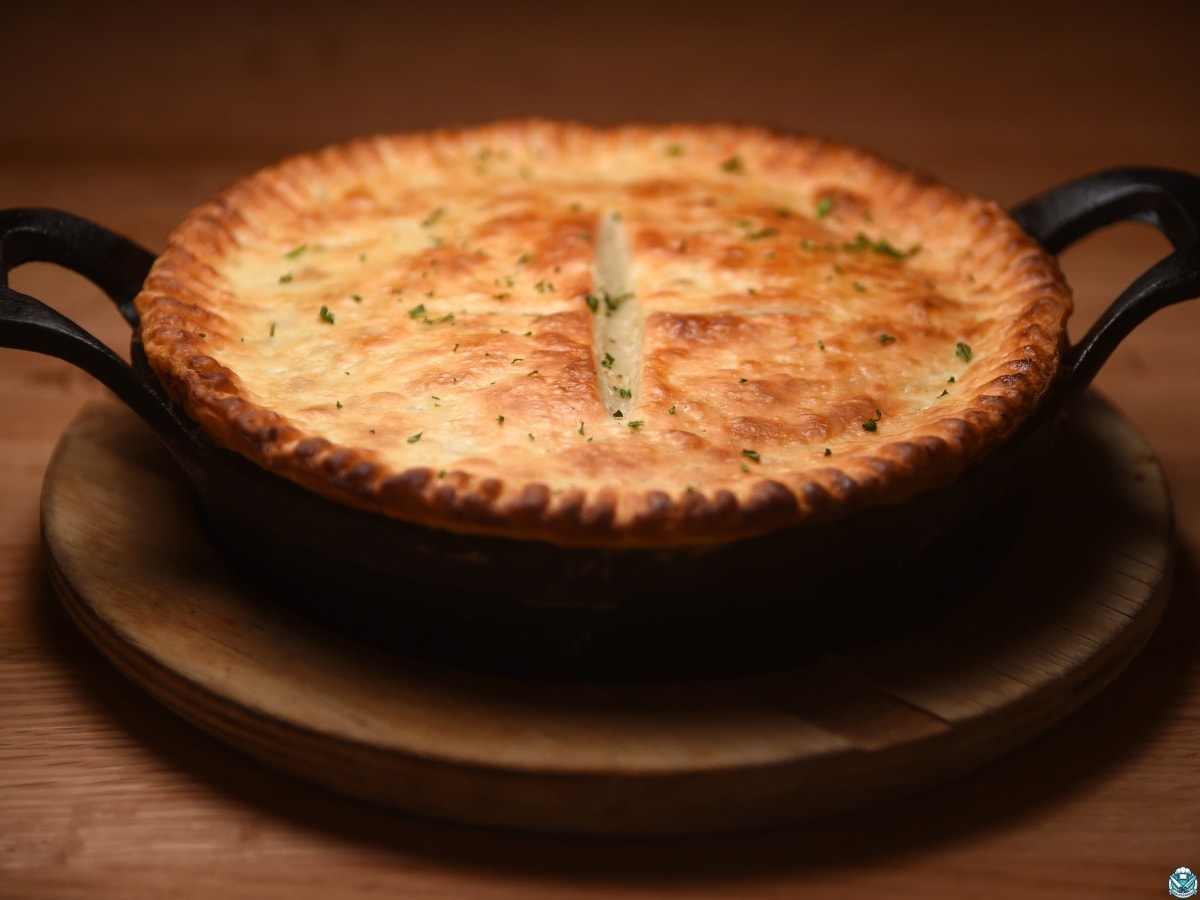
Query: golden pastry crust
135,120,1072,547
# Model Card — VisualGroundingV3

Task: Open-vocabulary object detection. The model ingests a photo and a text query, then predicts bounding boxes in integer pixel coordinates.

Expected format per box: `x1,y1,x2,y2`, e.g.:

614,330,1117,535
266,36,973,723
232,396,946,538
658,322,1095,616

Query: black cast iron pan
2,167,1199,678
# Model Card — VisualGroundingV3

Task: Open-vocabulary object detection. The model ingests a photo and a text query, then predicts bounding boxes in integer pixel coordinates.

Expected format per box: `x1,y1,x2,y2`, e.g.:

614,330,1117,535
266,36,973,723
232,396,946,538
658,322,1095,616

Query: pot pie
136,120,1072,549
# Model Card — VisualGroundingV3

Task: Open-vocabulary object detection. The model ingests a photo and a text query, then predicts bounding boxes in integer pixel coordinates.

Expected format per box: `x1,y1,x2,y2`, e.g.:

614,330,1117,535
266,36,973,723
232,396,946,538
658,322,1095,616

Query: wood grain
37,393,1173,835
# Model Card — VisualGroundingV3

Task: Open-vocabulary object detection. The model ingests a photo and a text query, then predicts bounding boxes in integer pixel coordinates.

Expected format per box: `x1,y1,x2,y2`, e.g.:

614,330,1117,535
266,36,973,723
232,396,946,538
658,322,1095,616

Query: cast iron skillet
2,167,1199,678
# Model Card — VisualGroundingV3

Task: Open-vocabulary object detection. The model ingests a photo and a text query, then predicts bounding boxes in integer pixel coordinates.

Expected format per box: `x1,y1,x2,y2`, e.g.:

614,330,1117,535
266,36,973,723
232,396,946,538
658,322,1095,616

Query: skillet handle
0,207,194,447
1010,167,1200,399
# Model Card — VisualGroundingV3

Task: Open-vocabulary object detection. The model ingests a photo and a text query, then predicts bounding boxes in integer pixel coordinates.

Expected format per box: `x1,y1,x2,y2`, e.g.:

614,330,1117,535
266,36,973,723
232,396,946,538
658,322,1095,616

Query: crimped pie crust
135,120,1072,548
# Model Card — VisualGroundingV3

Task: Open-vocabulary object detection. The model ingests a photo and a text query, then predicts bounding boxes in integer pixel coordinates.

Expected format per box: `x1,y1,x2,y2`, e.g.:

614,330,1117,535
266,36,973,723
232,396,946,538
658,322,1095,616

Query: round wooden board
39,393,1174,836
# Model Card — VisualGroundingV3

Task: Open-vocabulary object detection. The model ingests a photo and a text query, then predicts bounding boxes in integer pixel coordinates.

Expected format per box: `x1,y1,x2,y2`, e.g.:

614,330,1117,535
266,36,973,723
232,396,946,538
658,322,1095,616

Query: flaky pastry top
135,120,1072,547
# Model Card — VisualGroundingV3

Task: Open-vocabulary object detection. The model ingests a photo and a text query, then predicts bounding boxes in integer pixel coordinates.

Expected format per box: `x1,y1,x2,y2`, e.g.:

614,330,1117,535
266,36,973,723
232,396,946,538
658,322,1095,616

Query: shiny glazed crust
135,121,1072,547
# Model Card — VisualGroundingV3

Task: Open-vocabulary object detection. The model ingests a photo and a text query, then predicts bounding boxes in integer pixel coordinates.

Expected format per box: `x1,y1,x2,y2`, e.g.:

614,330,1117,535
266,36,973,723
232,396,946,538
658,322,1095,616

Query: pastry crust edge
134,119,1072,548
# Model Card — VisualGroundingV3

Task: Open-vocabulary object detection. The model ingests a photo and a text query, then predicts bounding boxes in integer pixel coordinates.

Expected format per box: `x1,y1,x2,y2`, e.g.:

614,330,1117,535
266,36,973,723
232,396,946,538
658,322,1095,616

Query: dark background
8,0,1198,197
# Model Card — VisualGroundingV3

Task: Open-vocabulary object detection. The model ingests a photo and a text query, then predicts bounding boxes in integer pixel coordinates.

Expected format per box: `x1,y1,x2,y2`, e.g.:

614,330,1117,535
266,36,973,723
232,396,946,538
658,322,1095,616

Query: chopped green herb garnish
497,415,505,425
319,306,335,324
616,387,632,399
874,238,919,259
665,143,684,157
948,375,956,383
818,339,825,351
527,369,539,376
407,432,422,443
838,232,920,259
511,358,524,364
956,341,973,362
336,400,342,409
517,252,534,265
352,294,362,303
668,405,677,415
284,243,308,259
824,447,832,456
742,449,761,462
534,279,555,293
612,410,624,418
420,206,447,228
853,282,866,292
720,155,745,174
404,303,454,325
746,227,779,240
579,421,585,435
601,352,615,370
602,291,633,313
937,389,950,398
816,196,834,219
585,294,599,313
862,420,878,432
269,322,276,337
279,273,294,284
879,333,896,344
628,421,645,430
741,463,750,473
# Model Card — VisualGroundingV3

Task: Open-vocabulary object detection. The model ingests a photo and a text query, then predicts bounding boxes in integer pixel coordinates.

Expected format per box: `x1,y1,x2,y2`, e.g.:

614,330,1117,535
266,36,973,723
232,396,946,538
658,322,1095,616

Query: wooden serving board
39,393,1174,836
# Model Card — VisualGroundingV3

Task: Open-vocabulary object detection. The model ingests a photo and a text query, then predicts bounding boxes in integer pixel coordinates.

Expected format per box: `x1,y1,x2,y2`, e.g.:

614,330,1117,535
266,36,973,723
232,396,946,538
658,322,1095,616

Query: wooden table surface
3,2,1199,896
